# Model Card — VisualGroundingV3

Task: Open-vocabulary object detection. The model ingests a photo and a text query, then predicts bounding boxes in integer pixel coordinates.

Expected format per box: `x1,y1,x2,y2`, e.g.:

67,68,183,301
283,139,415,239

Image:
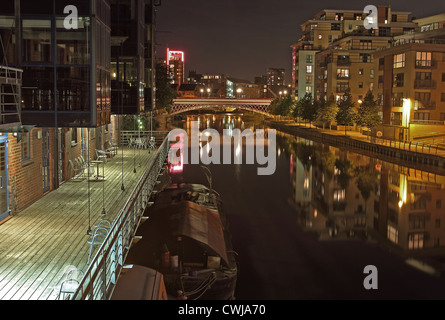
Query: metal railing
120,130,170,146
71,136,170,300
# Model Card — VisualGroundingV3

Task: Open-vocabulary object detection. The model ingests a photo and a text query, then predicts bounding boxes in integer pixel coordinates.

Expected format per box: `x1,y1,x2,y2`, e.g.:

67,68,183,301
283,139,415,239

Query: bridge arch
170,98,273,116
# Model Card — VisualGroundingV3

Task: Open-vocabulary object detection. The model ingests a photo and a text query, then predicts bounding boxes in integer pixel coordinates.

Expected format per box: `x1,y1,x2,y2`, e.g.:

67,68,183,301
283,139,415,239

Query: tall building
167,48,185,86
267,68,285,86
111,0,155,115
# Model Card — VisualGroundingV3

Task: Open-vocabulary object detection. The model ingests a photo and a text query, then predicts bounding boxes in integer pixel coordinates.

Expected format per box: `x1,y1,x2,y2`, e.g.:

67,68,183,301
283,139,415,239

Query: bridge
171,98,274,116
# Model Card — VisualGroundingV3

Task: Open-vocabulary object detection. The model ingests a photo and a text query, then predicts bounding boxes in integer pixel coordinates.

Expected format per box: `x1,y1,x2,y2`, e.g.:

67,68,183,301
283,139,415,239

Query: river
168,113,445,300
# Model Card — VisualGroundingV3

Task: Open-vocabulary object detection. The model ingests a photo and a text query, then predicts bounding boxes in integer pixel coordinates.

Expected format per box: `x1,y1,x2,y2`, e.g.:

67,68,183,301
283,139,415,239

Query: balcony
415,60,437,69
336,87,350,93
337,59,351,66
416,100,436,110
414,79,436,89
337,74,351,80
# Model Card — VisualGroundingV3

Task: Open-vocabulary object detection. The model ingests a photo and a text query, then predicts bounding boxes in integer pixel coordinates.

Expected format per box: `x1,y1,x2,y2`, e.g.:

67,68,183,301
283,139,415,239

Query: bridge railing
71,135,170,300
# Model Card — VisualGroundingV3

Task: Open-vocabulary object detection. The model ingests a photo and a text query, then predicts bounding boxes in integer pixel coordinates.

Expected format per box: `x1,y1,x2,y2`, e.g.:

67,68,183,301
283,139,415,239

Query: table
88,160,105,181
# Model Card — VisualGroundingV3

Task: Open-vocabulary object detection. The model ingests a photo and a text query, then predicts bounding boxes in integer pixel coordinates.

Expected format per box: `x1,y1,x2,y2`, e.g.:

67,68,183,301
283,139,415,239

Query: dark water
171,114,445,300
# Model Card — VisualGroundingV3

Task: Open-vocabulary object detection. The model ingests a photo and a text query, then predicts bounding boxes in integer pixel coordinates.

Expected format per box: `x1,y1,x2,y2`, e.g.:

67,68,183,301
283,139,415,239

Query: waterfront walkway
269,121,445,167
0,148,156,300
270,120,445,157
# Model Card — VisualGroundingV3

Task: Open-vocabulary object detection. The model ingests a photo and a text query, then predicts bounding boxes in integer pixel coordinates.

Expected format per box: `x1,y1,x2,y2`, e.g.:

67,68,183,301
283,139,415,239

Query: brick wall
8,125,113,214
8,129,51,213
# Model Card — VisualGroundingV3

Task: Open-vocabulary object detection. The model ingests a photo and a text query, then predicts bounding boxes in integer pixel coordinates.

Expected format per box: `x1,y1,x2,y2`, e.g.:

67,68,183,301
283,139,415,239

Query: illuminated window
337,68,349,78
306,65,312,74
333,189,345,201
387,225,398,244
408,233,424,250
416,52,432,67
393,53,405,69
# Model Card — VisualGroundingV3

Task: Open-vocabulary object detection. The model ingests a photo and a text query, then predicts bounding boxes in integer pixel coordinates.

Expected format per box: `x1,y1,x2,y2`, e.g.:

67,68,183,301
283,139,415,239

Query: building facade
166,48,184,86
372,14,445,140
0,0,157,222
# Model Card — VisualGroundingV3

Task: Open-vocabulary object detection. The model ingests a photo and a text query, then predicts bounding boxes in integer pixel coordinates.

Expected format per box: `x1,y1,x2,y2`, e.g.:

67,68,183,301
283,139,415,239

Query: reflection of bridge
171,98,273,116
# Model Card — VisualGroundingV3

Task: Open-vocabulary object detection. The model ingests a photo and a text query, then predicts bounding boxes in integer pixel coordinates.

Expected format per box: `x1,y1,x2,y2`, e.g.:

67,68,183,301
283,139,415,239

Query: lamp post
200,88,204,97
207,88,211,98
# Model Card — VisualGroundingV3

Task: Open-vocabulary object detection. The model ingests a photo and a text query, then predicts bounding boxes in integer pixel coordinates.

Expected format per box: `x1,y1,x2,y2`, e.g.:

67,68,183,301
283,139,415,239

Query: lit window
333,189,345,201
387,225,398,244
393,53,406,69
306,66,312,74
416,52,432,67
408,233,424,250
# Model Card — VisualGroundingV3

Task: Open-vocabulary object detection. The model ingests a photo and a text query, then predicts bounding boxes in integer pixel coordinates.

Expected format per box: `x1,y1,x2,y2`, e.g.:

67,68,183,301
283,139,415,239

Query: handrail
71,135,170,300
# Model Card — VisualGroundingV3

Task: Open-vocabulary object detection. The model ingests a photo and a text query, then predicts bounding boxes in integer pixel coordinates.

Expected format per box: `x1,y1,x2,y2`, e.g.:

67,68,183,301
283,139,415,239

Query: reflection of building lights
314,209,318,218
399,174,407,208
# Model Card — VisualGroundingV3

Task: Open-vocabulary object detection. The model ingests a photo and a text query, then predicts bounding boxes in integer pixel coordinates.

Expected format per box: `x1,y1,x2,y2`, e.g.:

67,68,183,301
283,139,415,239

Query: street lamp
236,88,243,99
200,88,204,97
207,88,211,98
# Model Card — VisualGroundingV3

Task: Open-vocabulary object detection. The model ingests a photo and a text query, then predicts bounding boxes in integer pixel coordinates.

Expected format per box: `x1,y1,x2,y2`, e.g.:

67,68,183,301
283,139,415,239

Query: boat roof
129,200,229,266
159,200,229,265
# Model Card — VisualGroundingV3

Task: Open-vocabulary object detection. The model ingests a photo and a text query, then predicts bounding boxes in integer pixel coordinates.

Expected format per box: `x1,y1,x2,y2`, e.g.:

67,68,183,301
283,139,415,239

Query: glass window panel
0,16,18,66
56,17,90,65
22,67,55,110
56,66,90,111
22,19,52,63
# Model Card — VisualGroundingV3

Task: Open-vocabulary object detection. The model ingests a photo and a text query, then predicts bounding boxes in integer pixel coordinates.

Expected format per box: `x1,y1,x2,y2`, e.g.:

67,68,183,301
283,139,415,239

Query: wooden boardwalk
0,148,157,300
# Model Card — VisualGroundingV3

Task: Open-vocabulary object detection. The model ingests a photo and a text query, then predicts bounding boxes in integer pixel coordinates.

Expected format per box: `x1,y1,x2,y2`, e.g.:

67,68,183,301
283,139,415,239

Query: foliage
356,90,381,130
294,93,317,125
316,94,338,129
335,89,357,135
269,95,295,116
354,165,378,202
155,62,177,113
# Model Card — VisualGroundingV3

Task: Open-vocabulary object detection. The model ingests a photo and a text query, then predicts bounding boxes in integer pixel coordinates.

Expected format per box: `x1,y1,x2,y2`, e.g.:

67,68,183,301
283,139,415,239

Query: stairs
0,66,22,130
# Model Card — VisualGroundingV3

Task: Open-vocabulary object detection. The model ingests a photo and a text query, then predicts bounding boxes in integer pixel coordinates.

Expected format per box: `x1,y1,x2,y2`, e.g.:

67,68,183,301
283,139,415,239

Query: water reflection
279,131,445,274
174,114,445,290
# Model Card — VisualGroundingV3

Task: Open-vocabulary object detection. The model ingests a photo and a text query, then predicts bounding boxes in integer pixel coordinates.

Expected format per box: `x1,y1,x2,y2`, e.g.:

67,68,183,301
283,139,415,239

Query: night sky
155,0,443,84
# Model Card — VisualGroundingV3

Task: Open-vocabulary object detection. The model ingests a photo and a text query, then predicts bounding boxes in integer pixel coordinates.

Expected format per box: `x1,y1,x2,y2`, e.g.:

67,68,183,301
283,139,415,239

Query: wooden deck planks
0,148,157,300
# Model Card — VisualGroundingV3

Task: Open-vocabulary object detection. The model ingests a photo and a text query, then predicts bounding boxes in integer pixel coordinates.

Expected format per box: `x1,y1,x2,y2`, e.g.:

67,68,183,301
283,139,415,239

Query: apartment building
372,14,445,140
291,6,415,103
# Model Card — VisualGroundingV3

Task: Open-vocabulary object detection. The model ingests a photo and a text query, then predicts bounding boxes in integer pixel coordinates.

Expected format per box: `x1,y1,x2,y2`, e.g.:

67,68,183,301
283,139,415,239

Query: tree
316,94,338,130
336,89,357,136
269,94,295,117
297,93,317,126
354,165,378,213
356,90,381,140
155,62,177,113
292,96,303,123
